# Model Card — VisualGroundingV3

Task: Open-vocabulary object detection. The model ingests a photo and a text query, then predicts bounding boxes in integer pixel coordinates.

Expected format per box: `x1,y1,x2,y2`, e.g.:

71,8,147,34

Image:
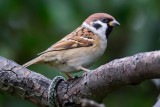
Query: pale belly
46,45,106,73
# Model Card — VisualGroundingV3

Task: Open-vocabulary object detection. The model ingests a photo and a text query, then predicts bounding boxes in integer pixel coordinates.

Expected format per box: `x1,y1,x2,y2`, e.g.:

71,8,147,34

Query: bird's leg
64,72,72,79
75,66,91,72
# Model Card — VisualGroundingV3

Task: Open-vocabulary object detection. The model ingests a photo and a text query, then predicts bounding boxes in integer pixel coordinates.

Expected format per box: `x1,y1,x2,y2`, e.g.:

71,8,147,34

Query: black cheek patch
105,26,113,39
93,23,102,30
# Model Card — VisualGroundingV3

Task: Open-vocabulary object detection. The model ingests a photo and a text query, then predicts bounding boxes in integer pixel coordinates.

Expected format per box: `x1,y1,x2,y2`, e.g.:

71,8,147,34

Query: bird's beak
109,19,120,26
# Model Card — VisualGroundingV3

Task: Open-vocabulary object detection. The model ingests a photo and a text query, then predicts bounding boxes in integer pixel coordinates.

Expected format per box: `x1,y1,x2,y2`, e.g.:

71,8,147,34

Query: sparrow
22,13,120,78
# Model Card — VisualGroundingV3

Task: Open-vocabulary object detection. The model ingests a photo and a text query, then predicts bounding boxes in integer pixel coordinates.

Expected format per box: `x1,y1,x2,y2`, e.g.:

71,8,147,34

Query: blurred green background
0,0,160,107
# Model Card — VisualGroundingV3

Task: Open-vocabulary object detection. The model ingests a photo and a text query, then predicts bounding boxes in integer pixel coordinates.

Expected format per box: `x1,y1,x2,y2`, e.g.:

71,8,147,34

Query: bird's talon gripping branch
64,72,72,79
48,76,65,107
81,67,91,72
75,66,91,72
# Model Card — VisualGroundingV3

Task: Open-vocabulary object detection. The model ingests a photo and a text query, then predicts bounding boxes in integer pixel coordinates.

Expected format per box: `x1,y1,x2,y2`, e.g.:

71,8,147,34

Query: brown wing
38,26,96,55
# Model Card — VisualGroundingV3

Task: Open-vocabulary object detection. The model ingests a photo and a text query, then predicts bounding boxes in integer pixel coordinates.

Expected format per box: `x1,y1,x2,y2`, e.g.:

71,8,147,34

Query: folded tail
22,56,43,68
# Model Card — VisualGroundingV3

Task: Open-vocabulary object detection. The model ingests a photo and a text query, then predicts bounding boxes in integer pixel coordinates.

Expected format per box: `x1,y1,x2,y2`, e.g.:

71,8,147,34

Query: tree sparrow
22,13,120,78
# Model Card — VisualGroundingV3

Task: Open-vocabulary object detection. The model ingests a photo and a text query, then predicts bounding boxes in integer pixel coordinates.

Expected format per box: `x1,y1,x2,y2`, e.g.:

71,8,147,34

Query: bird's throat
105,26,113,39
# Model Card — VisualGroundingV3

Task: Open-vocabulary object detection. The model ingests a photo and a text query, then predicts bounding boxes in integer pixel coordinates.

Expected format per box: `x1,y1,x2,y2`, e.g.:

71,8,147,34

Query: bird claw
75,66,91,72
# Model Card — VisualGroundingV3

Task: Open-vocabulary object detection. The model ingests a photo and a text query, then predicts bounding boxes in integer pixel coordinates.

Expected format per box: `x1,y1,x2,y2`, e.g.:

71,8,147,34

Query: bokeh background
0,0,160,107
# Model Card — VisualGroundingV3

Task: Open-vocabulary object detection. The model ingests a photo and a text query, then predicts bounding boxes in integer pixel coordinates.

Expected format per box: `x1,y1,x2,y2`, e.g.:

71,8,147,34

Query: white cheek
82,21,108,41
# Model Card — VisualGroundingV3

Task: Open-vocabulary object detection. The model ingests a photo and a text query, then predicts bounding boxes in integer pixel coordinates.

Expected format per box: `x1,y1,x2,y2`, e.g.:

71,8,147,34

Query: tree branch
0,56,51,107
0,50,160,107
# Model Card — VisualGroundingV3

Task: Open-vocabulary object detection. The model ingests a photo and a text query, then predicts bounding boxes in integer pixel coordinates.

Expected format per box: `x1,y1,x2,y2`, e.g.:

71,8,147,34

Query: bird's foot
64,72,73,79
75,66,91,72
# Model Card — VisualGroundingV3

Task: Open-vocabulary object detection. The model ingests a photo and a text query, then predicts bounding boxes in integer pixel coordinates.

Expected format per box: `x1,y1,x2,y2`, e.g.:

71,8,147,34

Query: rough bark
0,56,51,107
0,50,160,107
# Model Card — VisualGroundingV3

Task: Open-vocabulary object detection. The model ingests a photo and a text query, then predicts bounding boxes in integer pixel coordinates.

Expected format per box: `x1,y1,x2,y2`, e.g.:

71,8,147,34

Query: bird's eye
101,18,108,23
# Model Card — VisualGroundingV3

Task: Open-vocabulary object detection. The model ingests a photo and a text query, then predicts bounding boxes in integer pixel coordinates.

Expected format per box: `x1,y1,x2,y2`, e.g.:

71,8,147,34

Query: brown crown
84,13,115,25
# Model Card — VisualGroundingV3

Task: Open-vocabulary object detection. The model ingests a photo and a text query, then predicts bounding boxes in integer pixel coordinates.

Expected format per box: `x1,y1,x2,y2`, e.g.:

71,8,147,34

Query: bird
21,13,120,78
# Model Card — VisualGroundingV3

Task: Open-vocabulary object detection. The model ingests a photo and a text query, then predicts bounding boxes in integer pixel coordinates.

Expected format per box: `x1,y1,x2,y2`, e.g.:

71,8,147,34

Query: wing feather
38,27,96,55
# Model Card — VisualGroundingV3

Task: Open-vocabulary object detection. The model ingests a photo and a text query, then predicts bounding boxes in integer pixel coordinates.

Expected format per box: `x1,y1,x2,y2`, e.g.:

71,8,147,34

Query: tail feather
22,56,42,68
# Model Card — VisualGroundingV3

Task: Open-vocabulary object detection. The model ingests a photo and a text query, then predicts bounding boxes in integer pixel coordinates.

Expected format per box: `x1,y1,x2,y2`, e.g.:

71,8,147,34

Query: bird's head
82,13,120,40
